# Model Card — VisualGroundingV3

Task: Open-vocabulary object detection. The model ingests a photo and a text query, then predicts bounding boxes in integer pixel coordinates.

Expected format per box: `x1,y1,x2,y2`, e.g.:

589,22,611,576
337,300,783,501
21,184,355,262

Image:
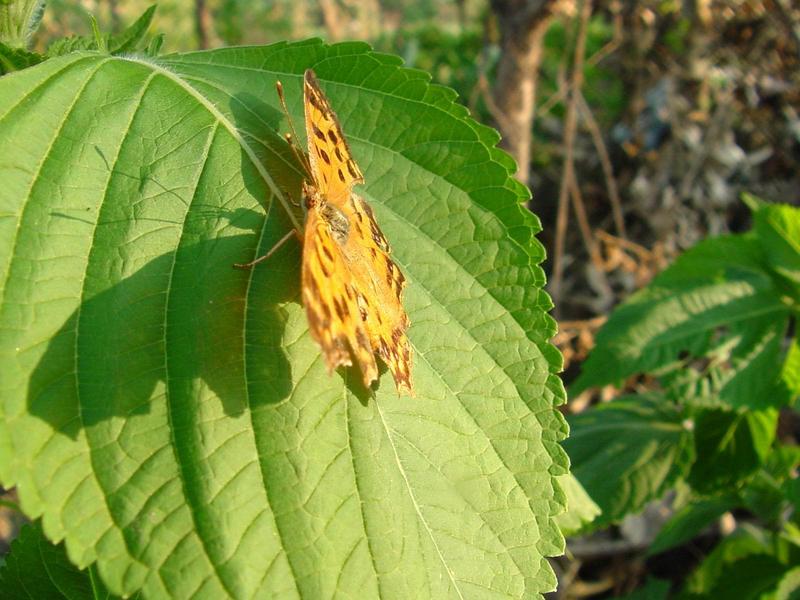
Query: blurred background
7,1,800,597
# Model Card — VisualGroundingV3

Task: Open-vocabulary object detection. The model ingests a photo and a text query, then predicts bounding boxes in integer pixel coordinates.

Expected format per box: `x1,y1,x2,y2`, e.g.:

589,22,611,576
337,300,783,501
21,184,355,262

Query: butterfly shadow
27,232,300,438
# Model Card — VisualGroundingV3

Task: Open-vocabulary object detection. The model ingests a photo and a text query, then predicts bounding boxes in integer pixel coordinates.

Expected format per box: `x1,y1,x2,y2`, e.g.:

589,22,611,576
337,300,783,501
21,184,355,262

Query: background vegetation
1,0,798,598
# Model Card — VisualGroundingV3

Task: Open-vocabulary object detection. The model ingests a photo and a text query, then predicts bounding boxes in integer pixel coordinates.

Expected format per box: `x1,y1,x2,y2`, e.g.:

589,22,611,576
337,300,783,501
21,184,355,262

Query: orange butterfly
242,70,413,396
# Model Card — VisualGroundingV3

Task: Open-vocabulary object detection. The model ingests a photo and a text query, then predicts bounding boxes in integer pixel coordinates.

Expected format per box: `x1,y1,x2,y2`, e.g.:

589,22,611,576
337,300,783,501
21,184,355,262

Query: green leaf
554,473,601,536
649,494,736,556
0,38,41,74
743,470,792,526
0,0,44,48
46,5,157,58
564,395,693,527
688,408,777,494
572,232,791,410
780,337,800,406
739,445,800,526
0,520,135,599
680,524,800,600
772,566,800,600
611,578,671,600
786,477,800,515
746,194,800,293
0,42,567,598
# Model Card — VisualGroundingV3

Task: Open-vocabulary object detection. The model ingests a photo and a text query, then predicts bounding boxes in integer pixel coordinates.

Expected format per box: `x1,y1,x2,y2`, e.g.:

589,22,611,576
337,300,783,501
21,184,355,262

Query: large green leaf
572,230,792,410
563,395,693,528
0,41,567,598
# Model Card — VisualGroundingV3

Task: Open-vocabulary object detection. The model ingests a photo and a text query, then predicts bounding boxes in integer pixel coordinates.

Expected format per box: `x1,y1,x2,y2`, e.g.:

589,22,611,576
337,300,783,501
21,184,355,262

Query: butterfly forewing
303,70,364,201
299,69,413,396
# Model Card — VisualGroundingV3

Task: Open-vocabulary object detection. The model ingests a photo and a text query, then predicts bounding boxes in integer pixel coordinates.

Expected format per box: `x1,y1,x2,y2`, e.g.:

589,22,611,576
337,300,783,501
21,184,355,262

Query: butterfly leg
233,228,301,269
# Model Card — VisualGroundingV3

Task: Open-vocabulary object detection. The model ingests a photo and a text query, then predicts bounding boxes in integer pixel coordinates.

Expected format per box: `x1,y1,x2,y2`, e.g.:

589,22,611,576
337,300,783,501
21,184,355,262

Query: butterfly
241,70,414,396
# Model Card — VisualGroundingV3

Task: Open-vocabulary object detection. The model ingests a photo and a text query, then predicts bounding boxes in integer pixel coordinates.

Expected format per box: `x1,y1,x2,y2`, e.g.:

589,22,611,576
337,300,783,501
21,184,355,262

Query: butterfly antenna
276,80,312,175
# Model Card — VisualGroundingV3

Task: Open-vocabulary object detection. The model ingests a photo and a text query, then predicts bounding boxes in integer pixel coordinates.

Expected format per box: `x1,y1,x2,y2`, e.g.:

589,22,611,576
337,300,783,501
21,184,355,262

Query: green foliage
0,24,567,600
554,473,602,535
539,15,624,125
0,521,133,599
0,38,41,73
0,0,44,48
46,4,156,57
679,524,800,600
373,25,485,118
564,394,694,528
688,408,777,493
611,578,671,600
648,494,736,555
572,229,793,409
568,197,800,597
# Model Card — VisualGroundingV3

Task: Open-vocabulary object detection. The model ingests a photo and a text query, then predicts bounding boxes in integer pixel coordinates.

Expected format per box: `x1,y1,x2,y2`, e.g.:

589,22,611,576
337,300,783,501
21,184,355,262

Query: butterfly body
296,70,414,396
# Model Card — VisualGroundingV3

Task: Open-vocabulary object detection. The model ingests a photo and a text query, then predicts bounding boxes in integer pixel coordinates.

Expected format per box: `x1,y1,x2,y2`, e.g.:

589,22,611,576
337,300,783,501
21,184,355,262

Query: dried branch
550,0,592,313
577,90,626,238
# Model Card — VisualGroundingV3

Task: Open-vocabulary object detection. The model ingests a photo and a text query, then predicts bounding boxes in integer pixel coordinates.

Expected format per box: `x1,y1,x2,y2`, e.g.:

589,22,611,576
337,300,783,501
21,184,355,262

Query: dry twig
577,90,626,238
551,0,593,313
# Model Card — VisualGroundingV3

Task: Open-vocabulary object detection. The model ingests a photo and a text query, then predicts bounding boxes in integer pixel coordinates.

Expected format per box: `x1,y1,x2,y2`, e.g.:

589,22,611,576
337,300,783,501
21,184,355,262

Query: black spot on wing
319,259,331,278
391,327,403,345
333,294,351,322
321,242,334,263
320,301,332,324
385,260,395,286
313,124,326,142
319,148,331,165
308,91,323,110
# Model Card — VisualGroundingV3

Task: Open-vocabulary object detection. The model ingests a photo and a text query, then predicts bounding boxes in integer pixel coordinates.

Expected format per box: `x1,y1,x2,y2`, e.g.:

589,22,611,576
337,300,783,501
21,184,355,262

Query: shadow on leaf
27,231,299,437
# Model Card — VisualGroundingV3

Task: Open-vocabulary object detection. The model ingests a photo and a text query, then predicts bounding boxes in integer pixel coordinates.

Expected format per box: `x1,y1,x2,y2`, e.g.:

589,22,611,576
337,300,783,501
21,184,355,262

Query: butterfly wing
303,69,363,202
301,204,379,388
300,69,413,395
340,194,413,396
